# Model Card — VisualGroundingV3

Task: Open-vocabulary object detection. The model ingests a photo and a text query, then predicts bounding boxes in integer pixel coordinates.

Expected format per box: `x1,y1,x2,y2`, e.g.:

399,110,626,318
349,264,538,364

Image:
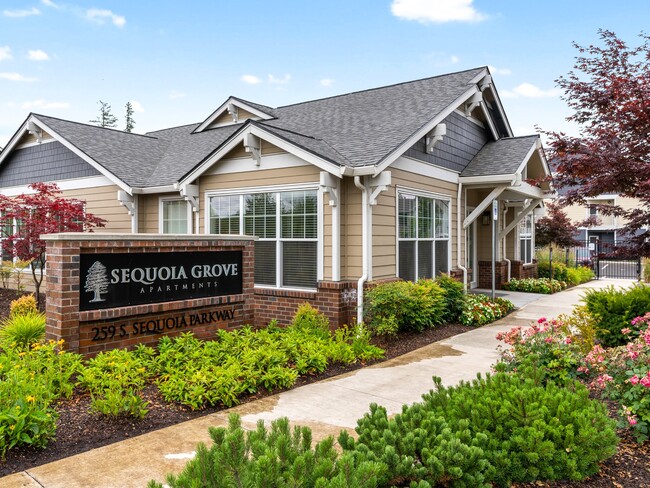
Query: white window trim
204,183,322,291
158,197,192,234
517,213,534,264
395,187,452,281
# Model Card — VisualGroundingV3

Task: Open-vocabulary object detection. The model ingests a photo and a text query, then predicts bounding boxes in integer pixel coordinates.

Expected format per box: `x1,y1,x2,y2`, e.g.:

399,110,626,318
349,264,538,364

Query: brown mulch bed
1,290,649,487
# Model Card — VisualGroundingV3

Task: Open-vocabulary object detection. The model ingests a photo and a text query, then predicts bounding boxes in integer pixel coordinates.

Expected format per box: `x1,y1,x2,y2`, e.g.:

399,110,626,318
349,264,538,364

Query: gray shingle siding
0,141,101,187
404,111,489,173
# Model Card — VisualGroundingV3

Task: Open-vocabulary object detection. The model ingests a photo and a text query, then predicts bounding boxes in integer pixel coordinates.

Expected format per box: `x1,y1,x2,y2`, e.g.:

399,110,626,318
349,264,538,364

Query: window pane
417,240,433,280
210,196,240,234
418,197,433,238
163,200,188,234
255,241,276,286
280,190,317,239
282,241,316,288
398,194,416,239
244,193,276,238
435,200,449,238
435,241,449,276
398,241,416,282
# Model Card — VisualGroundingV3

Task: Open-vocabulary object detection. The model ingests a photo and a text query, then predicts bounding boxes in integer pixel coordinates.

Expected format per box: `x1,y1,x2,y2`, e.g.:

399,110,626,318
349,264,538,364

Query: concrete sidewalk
2,279,635,488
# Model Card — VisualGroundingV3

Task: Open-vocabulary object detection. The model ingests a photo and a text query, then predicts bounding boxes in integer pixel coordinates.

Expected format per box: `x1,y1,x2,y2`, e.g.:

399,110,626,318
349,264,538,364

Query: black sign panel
79,251,242,311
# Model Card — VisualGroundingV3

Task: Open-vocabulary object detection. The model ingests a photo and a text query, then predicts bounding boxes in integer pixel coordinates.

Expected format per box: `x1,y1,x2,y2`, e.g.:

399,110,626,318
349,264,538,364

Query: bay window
209,188,318,289
398,191,450,282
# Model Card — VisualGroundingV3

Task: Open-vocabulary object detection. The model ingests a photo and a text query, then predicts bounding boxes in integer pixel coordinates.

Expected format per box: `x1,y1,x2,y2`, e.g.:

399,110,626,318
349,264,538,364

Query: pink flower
621,327,631,335
596,374,614,387
545,337,554,344
537,317,547,324
564,337,573,345
577,365,590,374
629,375,640,385
628,416,638,426
640,376,650,388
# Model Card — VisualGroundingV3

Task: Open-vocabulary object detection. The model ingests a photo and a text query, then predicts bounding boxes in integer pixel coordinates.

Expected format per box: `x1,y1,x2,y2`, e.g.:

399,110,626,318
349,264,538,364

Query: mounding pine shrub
0,311,46,349
364,279,446,333
583,284,650,347
340,373,618,487
9,294,38,318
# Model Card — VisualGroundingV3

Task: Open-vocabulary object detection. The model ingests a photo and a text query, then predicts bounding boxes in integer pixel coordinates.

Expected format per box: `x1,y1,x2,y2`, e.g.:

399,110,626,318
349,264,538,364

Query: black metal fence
536,240,642,280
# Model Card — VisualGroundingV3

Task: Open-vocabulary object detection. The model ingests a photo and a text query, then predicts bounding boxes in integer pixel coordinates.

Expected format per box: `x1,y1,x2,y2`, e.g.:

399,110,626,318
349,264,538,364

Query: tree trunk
549,245,554,281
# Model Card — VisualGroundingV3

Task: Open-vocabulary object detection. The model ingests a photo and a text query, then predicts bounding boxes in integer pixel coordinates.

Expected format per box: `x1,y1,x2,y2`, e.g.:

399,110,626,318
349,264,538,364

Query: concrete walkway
2,279,636,488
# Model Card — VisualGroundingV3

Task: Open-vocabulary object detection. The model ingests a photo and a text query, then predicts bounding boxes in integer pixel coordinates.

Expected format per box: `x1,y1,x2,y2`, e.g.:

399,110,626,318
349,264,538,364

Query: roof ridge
33,113,159,141
275,66,486,110
145,122,201,135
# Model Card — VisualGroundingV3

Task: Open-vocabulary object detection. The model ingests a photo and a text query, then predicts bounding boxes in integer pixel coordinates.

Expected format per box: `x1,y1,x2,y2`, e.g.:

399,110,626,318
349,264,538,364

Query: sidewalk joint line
25,470,45,487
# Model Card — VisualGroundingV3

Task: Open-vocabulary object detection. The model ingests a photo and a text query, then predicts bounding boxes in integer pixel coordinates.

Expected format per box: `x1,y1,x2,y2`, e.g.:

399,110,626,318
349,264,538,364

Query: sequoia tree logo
85,261,110,302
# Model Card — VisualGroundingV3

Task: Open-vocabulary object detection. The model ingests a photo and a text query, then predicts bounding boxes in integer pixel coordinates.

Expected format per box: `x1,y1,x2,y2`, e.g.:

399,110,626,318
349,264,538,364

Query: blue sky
1,0,648,148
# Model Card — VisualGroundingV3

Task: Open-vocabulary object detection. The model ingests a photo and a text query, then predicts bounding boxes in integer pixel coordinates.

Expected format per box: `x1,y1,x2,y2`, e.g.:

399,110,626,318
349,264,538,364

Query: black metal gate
593,240,642,280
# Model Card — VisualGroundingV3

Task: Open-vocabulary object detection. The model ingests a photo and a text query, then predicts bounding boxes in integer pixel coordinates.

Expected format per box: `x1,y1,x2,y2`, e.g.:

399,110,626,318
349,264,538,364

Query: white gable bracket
179,183,199,212
368,171,391,206
27,121,43,144
244,132,261,166
425,123,446,153
319,171,340,206
499,198,542,240
227,103,238,123
464,92,483,117
117,190,135,216
463,185,507,228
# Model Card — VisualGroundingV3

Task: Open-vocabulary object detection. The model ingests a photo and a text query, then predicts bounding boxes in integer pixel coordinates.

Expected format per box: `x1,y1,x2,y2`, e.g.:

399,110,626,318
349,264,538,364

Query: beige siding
208,108,266,128
219,141,286,160
62,185,132,233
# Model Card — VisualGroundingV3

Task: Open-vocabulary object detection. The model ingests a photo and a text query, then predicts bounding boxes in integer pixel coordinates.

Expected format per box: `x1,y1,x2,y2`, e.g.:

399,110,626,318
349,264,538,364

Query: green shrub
148,414,386,488
502,278,567,294
565,266,594,286
80,348,151,418
538,261,568,281
434,273,465,323
291,302,331,338
0,339,82,458
364,279,446,333
9,294,38,318
583,284,650,347
341,373,618,487
0,311,46,349
459,294,514,326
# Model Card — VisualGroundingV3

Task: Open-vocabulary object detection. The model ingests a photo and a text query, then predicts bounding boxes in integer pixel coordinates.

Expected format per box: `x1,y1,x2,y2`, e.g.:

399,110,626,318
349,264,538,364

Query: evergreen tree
90,100,118,128
125,101,135,132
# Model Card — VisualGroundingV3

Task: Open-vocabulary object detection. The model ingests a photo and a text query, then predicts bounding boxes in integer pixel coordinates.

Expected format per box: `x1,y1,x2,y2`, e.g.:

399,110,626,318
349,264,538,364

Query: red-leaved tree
545,30,650,255
0,182,106,305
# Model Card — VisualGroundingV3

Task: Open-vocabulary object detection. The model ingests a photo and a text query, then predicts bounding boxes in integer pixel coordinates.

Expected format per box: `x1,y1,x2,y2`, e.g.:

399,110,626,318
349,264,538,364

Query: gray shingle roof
26,67,515,189
461,135,539,177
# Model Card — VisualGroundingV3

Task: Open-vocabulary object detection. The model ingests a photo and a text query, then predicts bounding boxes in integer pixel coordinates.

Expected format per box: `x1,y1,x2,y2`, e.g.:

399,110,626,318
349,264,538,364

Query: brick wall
510,260,539,280
478,260,509,289
44,234,255,357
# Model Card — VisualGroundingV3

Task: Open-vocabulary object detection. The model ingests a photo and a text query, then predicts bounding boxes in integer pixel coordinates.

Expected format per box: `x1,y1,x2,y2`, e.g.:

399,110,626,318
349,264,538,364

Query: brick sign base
43,234,255,357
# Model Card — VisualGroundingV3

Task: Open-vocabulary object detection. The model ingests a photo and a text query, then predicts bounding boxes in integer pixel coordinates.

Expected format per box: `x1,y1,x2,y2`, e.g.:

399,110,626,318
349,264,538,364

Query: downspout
456,182,467,291
354,176,368,324
503,207,511,281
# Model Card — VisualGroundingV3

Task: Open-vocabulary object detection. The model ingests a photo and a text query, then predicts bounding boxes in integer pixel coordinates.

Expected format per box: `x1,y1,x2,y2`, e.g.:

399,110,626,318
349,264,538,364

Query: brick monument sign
43,234,255,356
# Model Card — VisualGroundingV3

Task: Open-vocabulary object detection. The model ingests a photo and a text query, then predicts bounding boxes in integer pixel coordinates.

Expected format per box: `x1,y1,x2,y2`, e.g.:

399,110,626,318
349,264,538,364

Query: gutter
456,182,468,291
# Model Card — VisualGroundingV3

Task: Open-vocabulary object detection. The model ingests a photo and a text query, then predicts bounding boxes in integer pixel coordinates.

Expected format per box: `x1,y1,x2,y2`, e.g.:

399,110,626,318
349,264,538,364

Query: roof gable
194,97,275,132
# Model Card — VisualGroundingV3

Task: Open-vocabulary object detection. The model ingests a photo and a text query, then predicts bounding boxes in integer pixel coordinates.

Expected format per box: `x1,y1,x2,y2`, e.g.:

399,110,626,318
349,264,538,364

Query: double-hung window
519,214,533,264
398,191,450,282
160,199,190,234
209,188,318,289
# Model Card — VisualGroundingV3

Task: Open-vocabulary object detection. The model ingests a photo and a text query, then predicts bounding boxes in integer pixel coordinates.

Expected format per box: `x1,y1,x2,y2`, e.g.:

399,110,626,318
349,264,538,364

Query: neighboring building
0,67,551,326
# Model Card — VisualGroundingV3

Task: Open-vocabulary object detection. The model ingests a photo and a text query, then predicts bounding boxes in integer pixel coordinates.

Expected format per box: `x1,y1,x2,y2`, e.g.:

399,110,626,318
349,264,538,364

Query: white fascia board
1,175,115,196
392,156,459,184
374,85,480,174
131,185,178,195
30,116,133,195
459,174,517,185
485,83,514,137
194,97,274,133
0,117,31,167
507,182,546,200
477,101,499,140
469,68,490,85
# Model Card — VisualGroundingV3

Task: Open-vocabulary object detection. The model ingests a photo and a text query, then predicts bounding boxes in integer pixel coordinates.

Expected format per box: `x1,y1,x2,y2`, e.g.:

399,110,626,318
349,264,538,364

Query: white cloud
130,100,144,112
501,82,561,99
320,78,335,87
41,0,60,8
450,55,460,64
268,74,291,85
241,74,261,85
22,99,70,110
0,46,12,62
488,65,511,76
86,9,126,27
169,90,186,99
426,51,461,67
0,72,37,82
28,49,49,61
391,0,486,24
3,7,40,17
